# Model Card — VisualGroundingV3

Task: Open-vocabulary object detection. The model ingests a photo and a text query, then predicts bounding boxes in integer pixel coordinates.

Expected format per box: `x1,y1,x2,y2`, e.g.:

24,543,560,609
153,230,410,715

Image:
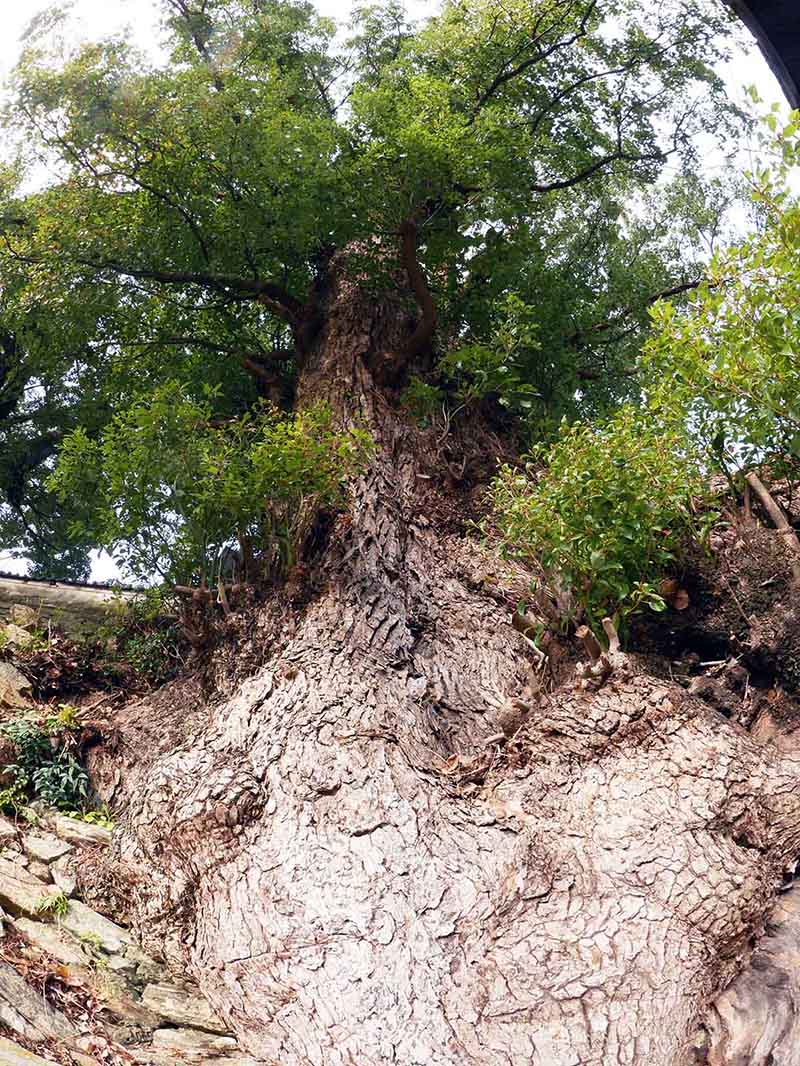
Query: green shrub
490,407,712,627
645,112,800,477
101,588,185,685
48,385,373,584
1,717,89,811
123,629,181,683
490,121,800,632
0,784,27,816
65,806,114,830
2,720,52,770
29,755,89,810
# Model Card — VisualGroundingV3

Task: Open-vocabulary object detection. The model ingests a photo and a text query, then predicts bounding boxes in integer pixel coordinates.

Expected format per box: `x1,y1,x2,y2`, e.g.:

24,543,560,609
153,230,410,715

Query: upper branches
0,0,752,576
165,0,215,60
0,0,745,402
469,0,600,120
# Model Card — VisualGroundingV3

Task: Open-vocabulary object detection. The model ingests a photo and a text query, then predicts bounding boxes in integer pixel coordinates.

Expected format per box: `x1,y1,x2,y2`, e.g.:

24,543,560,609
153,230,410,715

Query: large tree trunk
91,264,800,1065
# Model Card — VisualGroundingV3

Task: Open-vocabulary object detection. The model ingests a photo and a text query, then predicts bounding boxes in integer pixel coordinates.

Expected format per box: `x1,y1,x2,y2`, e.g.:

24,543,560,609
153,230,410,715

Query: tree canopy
0,0,747,581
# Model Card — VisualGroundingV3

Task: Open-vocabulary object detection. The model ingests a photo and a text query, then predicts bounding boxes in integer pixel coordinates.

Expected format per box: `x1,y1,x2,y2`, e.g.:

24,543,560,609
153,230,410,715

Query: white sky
0,0,433,81
0,0,788,107
0,1,791,583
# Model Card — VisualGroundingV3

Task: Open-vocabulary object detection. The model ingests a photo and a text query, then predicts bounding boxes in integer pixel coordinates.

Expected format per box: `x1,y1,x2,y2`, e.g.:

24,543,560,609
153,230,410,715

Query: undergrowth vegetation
0,707,89,814
645,115,800,476
101,588,186,687
50,388,372,586
0,607,175,822
490,409,713,627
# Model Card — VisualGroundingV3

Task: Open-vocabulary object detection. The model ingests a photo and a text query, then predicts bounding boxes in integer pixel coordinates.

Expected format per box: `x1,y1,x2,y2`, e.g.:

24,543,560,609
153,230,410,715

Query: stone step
0,1036,99,1066
0,808,256,1066
58,898,133,954
27,860,52,883
0,959,75,1043
51,815,112,848
0,856,51,918
13,916,92,970
95,974,164,1036
24,833,73,865
0,814,18,844
51,852,78,896
129,1050,259,1066
0,1037,69,1066
145,1027,252,1061
141,981,229,1035
0,661,33,708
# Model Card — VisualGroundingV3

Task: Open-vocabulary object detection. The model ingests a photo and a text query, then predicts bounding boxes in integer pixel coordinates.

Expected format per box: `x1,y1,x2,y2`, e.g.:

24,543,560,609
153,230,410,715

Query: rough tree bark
88,261,800,1065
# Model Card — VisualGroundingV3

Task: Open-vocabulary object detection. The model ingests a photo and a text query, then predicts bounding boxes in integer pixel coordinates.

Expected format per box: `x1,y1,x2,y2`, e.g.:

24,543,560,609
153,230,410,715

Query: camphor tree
2,1,798,1063
0,0,745,577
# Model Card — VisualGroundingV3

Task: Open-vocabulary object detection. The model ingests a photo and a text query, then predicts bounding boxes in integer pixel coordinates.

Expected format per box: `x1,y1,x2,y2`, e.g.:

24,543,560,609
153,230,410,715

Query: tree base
81,511,800,1066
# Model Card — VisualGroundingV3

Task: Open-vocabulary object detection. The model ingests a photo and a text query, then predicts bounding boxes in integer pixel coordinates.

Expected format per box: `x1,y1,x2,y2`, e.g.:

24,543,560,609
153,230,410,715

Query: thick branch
166,0,213,61
152,334,291,395
531,147,666,194
2,431,63,507
398,218,437,359
161,335,295,365
569,278,705,348
0,332,25,424
238,355,283,383
77,261,304,325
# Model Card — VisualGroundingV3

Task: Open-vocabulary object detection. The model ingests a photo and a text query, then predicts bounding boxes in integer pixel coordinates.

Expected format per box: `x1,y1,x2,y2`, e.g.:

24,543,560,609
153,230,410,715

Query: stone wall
0,810,257,1065
0,580,136,639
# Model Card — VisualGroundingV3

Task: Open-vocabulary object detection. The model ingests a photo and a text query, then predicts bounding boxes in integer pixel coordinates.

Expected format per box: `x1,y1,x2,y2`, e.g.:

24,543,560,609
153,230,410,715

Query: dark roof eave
726,0,800,110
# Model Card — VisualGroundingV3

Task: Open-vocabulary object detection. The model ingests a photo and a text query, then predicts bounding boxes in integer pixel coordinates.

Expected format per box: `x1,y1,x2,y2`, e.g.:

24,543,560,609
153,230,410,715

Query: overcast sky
0,0,790,581
0,0,432,81
0,0,788,109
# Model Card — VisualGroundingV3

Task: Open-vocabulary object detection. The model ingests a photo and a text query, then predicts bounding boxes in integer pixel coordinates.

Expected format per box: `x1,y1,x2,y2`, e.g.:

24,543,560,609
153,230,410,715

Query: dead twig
575,625,602,663
217,579,232,619
746,471,800,586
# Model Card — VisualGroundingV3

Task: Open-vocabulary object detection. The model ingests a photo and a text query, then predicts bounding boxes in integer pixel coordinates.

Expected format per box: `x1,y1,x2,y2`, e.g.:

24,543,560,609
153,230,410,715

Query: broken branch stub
576,625,602,662
602,616,621,655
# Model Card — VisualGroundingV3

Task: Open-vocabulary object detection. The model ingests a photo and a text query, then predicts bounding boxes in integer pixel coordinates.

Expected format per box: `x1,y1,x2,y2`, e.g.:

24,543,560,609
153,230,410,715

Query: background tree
644,109,800,475
488,113,800,640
